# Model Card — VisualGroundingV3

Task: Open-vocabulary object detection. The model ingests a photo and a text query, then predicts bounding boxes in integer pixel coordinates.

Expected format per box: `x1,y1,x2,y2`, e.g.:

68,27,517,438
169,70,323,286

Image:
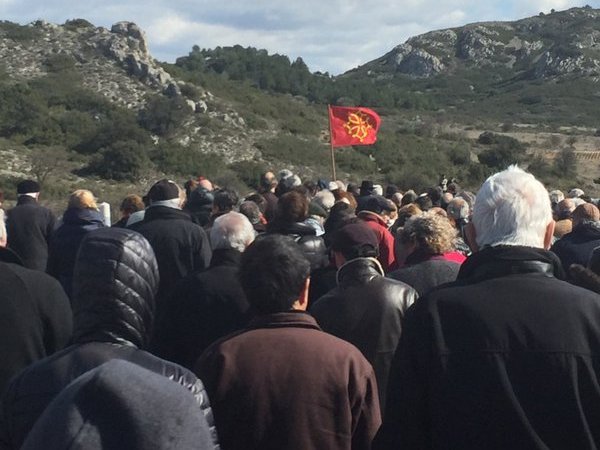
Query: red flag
328,105,381,147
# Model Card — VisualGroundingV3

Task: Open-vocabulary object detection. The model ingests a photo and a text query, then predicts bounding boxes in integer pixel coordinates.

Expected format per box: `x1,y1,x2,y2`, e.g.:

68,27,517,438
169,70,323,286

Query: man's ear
544,221,555,250
292,277,311,311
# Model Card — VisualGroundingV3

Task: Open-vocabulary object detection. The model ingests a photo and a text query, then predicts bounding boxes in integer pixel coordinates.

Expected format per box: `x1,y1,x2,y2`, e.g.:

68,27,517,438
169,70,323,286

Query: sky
1,1,599,74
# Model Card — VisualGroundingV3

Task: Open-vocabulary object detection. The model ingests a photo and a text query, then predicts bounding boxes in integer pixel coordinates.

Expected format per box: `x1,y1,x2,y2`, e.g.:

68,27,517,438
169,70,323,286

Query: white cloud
3,0,600,73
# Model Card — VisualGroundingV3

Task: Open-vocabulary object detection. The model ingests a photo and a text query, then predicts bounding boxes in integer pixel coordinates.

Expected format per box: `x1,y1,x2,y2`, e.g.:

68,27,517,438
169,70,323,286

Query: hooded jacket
311,257,417,413
46,207,105,299
0,228,218,450
21,360,216,450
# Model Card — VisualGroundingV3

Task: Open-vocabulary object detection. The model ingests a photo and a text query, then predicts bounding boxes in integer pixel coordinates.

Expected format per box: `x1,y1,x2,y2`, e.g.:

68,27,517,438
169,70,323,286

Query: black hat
331,222,379,260
147,179,180,203
17,180,40,194
360,180,374,195
364,195,394,215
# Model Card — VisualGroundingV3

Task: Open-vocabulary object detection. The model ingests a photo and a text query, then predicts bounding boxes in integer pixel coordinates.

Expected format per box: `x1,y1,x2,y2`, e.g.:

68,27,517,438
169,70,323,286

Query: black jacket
0,228,218,450
311,257,417,412
46,207,105,299
0,260,71,397
6,196,55,271
551,221,600,273
152,248,252,369
267,221,328,271
130,206,212,324
377,246,600,450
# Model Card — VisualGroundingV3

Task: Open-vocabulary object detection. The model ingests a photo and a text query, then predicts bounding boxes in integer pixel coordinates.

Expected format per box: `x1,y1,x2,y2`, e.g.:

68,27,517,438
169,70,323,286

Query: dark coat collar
62,208,105,226
143,205,192,222
16,195,37,206
336,257,383,287
458,245,565,282
210,248,242,268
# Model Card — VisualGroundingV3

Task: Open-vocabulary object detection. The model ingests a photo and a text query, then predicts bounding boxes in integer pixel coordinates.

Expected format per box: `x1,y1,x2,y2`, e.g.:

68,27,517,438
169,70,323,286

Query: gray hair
239,201,261,225
314,190,335,212
473,166,552,248
210,212,255,252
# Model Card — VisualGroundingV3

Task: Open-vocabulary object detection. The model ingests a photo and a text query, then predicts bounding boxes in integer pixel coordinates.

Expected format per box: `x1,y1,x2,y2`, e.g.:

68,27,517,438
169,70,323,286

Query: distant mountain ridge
348,6,600,80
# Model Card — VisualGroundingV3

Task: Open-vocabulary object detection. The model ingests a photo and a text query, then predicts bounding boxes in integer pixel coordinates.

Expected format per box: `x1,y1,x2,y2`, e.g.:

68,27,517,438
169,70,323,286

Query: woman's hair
399,211,457,255
68,190,98,210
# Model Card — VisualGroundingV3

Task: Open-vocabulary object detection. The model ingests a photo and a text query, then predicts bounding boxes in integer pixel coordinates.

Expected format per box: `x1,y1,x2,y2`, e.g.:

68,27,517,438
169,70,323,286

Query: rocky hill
349,6,600,80
1,8,600,203
0,19,265,163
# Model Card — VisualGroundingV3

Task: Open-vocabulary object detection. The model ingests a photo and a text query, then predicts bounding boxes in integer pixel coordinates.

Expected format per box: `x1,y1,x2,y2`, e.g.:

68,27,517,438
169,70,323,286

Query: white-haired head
210,212,255,253
473,166,552,249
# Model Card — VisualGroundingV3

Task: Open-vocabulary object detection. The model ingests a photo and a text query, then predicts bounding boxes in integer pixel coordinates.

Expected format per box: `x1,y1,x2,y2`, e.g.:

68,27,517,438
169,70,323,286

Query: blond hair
68,189,98,210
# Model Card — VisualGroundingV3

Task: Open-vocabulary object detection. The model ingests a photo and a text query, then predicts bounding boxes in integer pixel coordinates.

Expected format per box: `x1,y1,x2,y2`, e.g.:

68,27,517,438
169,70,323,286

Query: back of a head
331,222,379,260
17,179,40,196
314,190,335,213
120,194,145,215
473,166,552,248
364,195,394,216
147,179,185,208
400,211,457,255
400,190,417,207
239,235,310,314
275,191,309,223
21,360,213,450
67,190,98,210
239,201,262,225
213,188,239,212
210,211,255,252
71,228,159,348
572,203,600,228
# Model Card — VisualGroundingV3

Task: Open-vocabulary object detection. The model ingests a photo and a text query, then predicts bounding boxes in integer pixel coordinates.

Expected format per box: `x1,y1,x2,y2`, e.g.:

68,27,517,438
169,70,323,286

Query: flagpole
327,105,337,181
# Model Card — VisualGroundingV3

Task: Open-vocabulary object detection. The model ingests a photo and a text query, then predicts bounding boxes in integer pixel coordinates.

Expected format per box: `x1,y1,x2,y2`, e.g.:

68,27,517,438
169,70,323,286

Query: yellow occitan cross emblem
343,111,374,142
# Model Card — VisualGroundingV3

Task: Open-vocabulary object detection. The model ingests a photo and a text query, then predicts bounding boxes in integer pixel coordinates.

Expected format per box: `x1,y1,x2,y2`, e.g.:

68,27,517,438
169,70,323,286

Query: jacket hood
21,360,214,450
71,228,159,348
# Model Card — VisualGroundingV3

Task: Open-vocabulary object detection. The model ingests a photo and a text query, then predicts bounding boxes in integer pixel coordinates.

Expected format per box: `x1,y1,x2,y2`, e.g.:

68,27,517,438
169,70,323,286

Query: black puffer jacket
310,257,417,413
0,228,219,450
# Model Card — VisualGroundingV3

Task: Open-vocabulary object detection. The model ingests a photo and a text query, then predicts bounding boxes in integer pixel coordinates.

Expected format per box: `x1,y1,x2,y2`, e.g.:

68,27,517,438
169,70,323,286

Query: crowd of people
1,166,600,449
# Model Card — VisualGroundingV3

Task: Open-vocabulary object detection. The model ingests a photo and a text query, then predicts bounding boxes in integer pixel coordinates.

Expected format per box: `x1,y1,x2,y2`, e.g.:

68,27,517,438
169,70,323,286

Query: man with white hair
152,211,255,369
376,166,600,449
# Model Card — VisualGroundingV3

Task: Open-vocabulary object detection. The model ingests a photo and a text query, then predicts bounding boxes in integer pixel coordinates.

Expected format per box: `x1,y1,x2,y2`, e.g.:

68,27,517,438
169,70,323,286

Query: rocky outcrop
353,6,600,80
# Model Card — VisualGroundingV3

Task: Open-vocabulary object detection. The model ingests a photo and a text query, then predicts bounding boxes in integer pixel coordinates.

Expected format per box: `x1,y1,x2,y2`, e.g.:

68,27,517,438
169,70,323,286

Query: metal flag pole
327,105,337,181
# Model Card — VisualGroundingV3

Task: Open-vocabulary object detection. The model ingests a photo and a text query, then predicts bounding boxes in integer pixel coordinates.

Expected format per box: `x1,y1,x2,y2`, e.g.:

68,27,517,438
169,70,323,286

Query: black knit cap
17,179,40,194
147,179,180,203
331,222,379,260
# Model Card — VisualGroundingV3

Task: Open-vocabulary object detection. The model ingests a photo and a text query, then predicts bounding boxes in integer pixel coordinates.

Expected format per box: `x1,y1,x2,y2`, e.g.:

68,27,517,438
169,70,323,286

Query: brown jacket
196,311,381,450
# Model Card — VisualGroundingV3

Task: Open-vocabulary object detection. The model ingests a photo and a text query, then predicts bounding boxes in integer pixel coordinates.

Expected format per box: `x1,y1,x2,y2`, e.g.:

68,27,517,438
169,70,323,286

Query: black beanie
17,180,40,194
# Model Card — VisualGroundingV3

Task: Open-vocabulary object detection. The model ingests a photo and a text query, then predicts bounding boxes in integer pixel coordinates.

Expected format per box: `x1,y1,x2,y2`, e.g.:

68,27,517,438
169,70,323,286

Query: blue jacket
47,208,105,299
